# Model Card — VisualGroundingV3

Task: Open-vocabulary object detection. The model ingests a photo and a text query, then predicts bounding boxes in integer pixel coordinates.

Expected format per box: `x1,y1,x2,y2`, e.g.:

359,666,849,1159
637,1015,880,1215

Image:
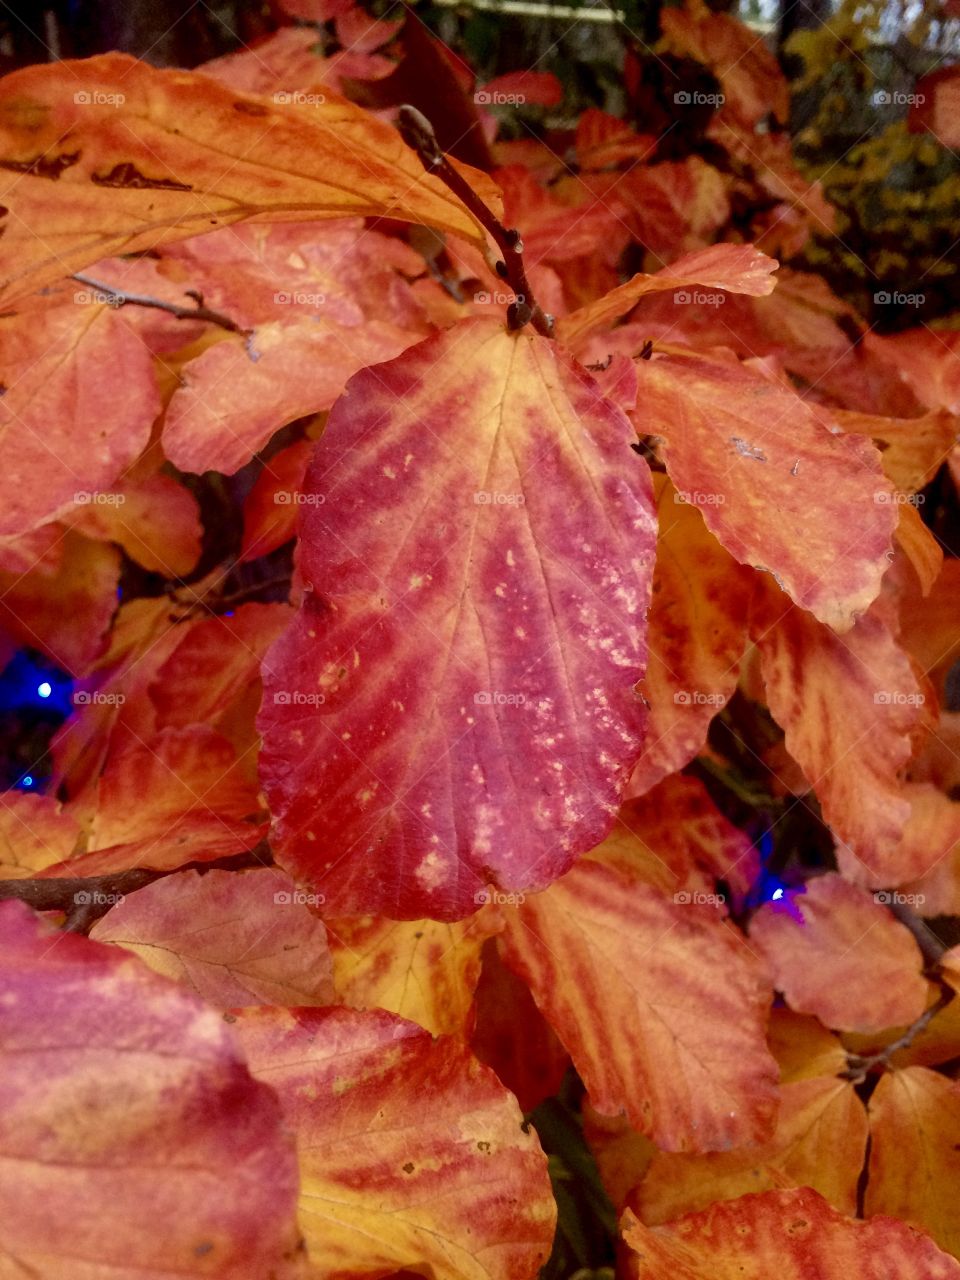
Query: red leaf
258,318,656,919
0,900,304,1278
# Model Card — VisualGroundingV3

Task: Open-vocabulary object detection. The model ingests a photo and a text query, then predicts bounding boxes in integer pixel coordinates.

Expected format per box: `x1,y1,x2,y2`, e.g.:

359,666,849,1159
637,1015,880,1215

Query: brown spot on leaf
92,162,192,191
0,150,80,180
402,1161,415,1173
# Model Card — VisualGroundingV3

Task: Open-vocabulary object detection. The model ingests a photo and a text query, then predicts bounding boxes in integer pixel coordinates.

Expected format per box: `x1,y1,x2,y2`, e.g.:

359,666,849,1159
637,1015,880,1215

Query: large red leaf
258,317,657,919
0,901,304,1279
500,858,779,1152
233,1005,556,1278
635,351,896,630
0,54,497,305
622,1187,960,1279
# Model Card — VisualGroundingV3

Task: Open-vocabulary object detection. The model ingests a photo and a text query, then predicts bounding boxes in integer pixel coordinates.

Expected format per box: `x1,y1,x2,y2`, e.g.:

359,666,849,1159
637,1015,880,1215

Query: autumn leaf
258,317,657,920
327,910,500,1036
865,1066,960,1260
0,53,499,305
558,243,778,347
0,297,161,537
45,726,266,875
753,596,923,867
90,868,335,1008
622,1187,960,1279
500,858,779,1152
232,1005,556,1279
241,440,316,562
632,1073,868,1222
626,475,754,796
150,603,292,730
635,351,896,630
0,900,304,1279
747,873,930,1034
0,792,81,878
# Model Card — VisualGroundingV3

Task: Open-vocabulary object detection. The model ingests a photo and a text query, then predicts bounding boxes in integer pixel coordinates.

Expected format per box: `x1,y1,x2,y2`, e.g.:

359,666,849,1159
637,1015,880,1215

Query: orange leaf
0,54,496,305
241,440,316,562
622,1186,960,1279
637,352,896,630
0,792,81,877
68,467,202,577
90,868,335,1008
500,859,778,1152
747,873,929,1034
627,475,754,795
233,1006,556,1279
164,316,418,475
866,1066,960,1260
558,243,778,347
633,1073,868,1222
258,317,657,919
0,530,120,676
0,298,161,537
150,603,292,729
754,599,922,866
0,900,304,1278
327,911,500,1036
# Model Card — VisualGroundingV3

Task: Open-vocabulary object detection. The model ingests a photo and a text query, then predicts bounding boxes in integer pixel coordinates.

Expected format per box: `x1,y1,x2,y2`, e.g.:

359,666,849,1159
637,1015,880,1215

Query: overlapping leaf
258,317,657,919
90,868,335,1008
233,1005,556,1279
635,351,896,630
0,901,304,1279
0,54,497,304
623,1187,960,1279
500,858,779,1151
747,873,929,1034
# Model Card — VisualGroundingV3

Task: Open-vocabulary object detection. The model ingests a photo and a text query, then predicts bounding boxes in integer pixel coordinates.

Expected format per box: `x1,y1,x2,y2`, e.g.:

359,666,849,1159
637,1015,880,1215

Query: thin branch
72,273,246,333
397,105,554,338
842,981,955,1082
0,843,274,934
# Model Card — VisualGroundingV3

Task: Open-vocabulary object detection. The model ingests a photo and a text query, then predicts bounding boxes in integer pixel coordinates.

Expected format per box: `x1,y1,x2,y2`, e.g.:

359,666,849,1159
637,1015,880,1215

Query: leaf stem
0,843,272,934
71,273,246,333
842,981,955,1082
397,105,554,338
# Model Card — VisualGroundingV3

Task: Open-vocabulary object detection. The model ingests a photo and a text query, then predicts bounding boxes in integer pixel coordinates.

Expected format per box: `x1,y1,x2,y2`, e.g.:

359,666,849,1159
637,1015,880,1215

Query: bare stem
72,273,245,333
397,105,554,338
0,843,273,934
842,982,955,1082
